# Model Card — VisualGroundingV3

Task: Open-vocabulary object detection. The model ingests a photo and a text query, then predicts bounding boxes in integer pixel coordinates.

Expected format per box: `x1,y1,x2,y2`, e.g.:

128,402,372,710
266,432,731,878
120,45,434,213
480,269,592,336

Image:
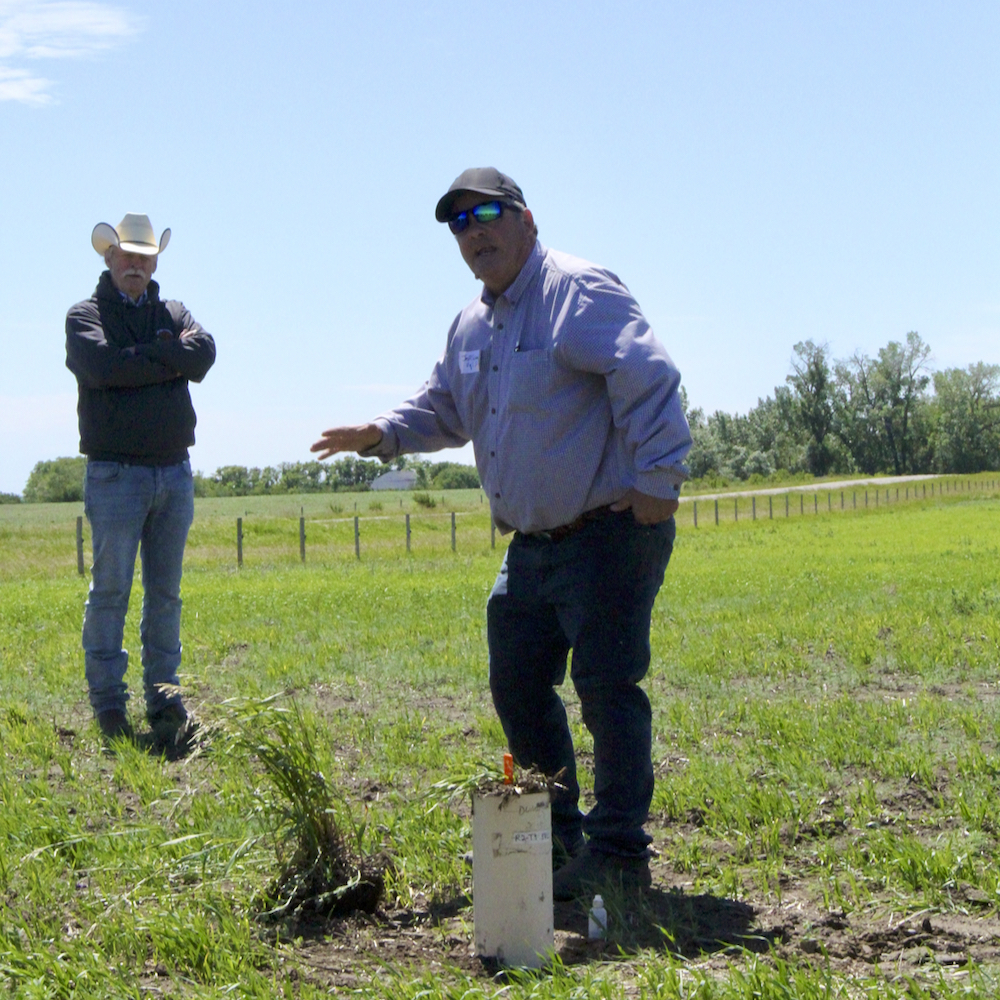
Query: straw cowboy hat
91,214,171,257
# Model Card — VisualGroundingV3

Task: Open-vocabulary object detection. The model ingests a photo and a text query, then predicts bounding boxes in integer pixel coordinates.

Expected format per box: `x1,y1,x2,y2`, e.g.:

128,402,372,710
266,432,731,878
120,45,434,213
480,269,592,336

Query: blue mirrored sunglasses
447,200,508,235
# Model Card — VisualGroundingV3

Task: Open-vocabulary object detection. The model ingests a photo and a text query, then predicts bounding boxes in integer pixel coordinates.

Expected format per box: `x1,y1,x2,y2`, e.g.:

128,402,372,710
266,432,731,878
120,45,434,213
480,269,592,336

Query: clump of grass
233,698,386,922
368,500,383,512
329,501,344,514
413,491,436,508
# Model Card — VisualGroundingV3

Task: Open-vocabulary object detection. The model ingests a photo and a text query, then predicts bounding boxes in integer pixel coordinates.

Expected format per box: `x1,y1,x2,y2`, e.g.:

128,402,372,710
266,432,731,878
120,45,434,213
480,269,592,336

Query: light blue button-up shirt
366,241,691,535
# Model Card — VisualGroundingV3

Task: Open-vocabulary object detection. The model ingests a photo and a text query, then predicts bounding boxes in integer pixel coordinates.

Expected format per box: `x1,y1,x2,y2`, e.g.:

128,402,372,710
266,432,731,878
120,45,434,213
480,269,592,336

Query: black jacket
66,272,216,464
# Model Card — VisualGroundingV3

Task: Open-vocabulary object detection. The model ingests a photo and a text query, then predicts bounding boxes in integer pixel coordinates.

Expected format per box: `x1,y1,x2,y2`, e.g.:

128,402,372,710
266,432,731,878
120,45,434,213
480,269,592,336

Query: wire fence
69,475,998,573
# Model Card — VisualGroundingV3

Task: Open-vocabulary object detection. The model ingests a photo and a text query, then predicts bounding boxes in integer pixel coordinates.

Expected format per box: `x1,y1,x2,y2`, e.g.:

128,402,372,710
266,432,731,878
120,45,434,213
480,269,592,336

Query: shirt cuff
358,419,399,462
634,466,687,500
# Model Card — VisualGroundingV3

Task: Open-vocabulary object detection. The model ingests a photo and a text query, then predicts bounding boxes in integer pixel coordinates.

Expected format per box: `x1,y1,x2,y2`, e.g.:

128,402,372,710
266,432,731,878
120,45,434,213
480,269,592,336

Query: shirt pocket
506,348,556,413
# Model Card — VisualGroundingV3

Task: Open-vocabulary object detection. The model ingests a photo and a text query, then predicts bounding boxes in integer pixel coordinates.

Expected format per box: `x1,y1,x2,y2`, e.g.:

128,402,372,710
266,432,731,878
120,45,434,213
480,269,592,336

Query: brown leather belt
529,504,616,543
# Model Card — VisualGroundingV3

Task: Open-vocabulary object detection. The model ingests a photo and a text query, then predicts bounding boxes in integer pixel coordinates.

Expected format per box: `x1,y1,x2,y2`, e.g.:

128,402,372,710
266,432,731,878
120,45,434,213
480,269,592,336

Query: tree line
14,456,482,503
10,330,999,502
687,332,1000,483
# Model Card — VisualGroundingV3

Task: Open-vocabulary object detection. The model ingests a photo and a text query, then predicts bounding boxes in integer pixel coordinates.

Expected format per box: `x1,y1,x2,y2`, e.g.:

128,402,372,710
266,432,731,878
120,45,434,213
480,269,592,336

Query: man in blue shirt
313,169,691,899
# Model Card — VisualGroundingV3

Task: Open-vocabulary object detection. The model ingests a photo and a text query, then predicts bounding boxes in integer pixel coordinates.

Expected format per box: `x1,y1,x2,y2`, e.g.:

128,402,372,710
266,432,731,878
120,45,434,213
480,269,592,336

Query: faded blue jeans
487,510,675,858
82,460,194,717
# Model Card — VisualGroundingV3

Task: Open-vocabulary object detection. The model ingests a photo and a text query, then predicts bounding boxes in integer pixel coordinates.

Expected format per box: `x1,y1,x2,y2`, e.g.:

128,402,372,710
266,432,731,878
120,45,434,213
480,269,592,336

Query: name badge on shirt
459,350,480,374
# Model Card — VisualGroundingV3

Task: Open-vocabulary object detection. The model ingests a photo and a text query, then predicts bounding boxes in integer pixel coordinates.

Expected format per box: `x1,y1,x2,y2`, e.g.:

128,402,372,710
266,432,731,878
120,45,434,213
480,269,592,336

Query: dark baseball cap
435,167,527,222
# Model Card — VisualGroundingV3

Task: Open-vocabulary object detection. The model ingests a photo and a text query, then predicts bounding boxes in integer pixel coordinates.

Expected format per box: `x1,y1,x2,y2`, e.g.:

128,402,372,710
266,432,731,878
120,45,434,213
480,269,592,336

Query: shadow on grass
553,886,782,961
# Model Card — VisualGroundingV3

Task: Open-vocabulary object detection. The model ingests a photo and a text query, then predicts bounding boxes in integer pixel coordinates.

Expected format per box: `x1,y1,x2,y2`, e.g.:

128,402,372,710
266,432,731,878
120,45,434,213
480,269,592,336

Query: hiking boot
96,708,134,742
552,845,651,902
148,703,196,749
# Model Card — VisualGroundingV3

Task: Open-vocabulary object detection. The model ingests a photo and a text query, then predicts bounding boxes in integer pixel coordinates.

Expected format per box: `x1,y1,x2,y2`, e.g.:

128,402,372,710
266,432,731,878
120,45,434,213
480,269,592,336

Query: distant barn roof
371,469,419,491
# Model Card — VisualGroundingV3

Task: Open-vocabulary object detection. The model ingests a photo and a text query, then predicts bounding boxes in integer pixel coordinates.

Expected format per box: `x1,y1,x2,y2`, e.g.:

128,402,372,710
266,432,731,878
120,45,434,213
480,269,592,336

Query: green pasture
1,478,999,997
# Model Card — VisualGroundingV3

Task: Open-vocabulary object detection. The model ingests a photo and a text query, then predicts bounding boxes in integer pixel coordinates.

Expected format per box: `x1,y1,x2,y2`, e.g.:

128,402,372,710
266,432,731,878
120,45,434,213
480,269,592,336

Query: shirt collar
480,240,545,308
118,288,148,307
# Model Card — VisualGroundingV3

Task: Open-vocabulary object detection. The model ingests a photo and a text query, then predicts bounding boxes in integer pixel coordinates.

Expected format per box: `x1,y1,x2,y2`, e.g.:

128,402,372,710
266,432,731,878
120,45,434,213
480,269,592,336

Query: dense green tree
22,457,86,503
930,363,1000,473
834,332,931,475
787,340,836,475
429,463,481,489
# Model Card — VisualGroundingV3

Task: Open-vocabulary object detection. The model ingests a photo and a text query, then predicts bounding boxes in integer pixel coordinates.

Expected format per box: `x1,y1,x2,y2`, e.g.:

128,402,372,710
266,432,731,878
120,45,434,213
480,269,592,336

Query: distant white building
371,468,419,491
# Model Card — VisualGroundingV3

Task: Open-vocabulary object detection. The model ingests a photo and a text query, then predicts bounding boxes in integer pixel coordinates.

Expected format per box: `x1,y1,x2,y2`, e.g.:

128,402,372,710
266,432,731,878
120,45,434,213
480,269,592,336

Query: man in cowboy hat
66,213,215,748
312,168,691,900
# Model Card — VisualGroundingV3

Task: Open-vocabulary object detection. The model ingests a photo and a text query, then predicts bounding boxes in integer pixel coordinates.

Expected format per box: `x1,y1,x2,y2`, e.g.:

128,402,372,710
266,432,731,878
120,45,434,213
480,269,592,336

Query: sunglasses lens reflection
473,202,502,223
448,201,505,234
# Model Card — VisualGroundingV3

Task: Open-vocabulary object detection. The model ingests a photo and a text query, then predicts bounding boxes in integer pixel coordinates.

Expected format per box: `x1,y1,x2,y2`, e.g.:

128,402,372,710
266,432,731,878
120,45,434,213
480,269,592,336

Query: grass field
1,478,999,997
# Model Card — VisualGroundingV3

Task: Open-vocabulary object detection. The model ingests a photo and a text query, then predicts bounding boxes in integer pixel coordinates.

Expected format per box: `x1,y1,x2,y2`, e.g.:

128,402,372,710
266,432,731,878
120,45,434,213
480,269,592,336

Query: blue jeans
487,510,675,857
82,460,194,717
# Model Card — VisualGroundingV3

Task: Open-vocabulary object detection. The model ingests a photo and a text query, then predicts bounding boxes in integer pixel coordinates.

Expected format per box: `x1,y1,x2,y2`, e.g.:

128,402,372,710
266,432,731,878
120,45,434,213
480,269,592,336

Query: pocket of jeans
86,461,121,482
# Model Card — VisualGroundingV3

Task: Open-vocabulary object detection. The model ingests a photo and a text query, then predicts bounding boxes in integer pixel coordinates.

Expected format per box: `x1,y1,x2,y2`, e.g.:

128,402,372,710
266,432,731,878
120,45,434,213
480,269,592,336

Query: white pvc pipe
472,790,554,967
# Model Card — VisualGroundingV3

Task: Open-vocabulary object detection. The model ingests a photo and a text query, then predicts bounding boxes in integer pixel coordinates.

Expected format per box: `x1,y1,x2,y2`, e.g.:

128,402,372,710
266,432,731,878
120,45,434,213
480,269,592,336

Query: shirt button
491,407,496,414
497,323,504,330
490,451,495,457
494,492,500,498
492,365,498,372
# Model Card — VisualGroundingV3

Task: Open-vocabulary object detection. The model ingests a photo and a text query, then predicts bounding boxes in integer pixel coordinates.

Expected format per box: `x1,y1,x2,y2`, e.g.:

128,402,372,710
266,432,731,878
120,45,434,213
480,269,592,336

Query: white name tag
459,350,480,374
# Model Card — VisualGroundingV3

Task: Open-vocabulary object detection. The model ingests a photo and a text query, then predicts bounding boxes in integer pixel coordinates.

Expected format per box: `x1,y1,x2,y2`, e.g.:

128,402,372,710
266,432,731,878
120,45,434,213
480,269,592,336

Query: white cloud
0,63,49,102
0,1,138,104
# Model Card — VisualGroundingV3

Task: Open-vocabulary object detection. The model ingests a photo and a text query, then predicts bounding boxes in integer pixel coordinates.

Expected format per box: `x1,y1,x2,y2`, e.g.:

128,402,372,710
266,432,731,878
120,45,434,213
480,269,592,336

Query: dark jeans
487,510,675,857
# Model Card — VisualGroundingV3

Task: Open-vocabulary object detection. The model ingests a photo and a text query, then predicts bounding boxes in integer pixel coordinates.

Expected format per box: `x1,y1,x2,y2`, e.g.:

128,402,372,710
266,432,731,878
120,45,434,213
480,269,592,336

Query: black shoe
552,845,651,902
96,709,134,742
148,704,196,749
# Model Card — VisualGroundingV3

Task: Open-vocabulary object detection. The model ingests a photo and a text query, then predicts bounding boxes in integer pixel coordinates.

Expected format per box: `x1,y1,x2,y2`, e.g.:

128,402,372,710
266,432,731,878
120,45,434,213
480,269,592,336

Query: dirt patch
270,832,1000,992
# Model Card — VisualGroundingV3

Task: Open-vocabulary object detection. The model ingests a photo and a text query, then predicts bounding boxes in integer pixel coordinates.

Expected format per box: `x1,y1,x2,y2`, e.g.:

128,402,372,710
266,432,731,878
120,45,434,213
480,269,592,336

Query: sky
1,0,998,494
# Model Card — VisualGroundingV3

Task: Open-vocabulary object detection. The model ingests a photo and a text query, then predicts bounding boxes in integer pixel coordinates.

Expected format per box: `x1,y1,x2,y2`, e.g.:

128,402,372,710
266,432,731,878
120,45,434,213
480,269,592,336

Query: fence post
299,509,306,563
800,494,804,515
853,491,857,509
491,519,496,549
237,517,243,568
714,499,719,525
896,488,899,501
734,497,738,522
785,494,789,517
752,497,756,520
814,493,818,514
354,516,360,560
769,496,773,519
841,491,844,509
693,500,698,527
865,490,868,507
876,490,879,507
406,513,411,552
76,516,85,576
451,511,456,552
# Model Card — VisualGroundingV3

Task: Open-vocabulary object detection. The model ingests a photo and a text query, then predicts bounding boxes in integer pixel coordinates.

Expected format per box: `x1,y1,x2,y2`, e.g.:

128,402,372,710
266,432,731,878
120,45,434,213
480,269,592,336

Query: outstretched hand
310,423,383,461
610,488,679,525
